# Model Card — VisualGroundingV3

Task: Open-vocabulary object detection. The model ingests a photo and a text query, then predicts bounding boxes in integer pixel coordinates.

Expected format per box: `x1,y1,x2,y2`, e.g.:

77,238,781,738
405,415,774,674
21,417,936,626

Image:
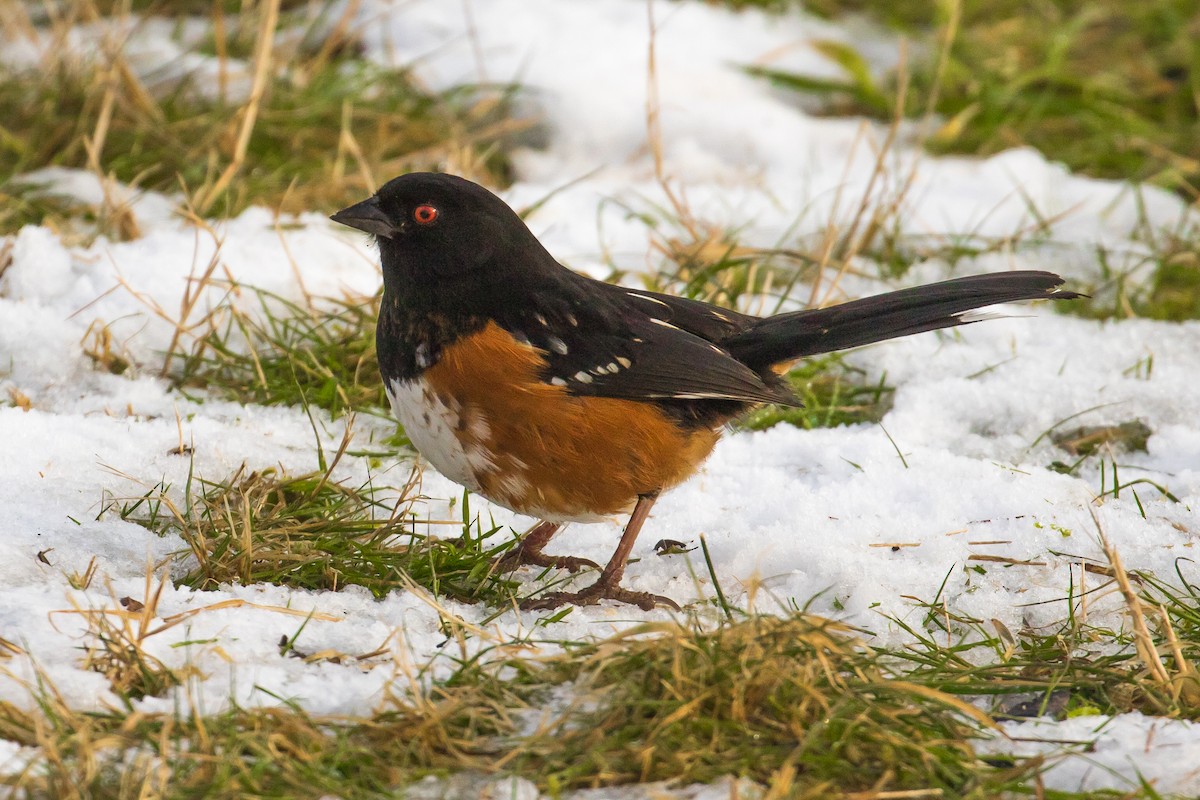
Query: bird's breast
383,322,720,522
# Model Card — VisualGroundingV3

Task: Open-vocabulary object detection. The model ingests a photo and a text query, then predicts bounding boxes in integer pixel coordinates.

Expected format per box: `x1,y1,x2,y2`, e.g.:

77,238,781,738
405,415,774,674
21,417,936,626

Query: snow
989,714,1200,795
3,0,1199,795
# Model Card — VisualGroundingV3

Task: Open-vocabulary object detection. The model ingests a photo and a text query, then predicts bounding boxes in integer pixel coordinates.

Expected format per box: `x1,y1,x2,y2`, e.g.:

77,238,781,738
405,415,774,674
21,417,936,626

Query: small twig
968,555,1046,567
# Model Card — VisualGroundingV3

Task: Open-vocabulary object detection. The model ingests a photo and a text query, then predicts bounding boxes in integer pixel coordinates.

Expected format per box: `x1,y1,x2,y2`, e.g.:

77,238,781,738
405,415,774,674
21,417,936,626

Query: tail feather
724,271,1081,370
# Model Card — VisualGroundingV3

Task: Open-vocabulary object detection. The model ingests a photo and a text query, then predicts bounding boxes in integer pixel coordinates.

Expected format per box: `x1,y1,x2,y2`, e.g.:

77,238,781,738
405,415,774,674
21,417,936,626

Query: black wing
606,286,755,340
491,277,794,407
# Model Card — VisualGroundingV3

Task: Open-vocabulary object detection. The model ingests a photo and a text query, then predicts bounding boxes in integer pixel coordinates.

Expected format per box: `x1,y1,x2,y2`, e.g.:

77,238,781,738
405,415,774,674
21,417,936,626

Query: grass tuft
58,571,270,704
502,615,1032,794
624,198,818,313
168,285,388,418
1063,216,1200,322
776,0,1200,197
886,553,1200,722
107,458,521,605
744,0,1200,321
7,595,1200,796
73,589,186,702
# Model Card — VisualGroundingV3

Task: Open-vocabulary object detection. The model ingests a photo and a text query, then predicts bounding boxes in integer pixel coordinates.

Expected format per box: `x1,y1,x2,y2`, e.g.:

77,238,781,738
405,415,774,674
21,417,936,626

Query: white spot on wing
414,343,433,369
955,310,1015,324
670,392,744,400
627,291,671,309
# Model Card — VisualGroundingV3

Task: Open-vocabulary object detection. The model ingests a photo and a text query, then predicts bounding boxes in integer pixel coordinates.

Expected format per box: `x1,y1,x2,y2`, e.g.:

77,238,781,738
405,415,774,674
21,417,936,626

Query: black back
335,173,1079,430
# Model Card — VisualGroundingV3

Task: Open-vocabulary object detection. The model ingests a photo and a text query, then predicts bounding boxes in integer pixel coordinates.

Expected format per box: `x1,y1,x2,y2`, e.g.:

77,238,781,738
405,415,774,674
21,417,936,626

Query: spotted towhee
332,173,1080,611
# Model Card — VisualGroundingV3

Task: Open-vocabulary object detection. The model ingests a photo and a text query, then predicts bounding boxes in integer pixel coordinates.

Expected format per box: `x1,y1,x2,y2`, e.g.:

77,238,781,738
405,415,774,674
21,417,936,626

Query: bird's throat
375,292,486,383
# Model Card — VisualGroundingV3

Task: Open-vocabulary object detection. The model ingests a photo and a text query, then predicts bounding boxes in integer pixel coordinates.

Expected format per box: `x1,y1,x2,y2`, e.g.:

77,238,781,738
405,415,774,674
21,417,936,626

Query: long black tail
724,271,1081,370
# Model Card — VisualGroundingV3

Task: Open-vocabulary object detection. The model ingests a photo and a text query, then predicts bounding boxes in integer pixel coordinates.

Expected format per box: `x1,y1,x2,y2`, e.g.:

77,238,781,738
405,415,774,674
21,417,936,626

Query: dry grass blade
54,571,184,701
1093,508,1200,713
192,0,280,214
638,4,818,317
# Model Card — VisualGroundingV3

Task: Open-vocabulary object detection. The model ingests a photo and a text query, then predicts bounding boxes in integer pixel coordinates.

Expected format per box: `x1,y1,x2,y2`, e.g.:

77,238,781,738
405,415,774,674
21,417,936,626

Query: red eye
413,204,438,225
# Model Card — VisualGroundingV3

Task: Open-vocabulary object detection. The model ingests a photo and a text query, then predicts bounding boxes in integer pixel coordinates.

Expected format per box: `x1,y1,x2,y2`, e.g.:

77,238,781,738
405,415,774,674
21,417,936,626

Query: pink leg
496,520,599,573
521,493,679,612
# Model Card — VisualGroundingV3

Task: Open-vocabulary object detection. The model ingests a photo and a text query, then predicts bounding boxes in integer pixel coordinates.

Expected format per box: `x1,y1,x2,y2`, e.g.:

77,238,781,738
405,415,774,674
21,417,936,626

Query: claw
497,550,599,574
521,583,680,612
494,520,600,574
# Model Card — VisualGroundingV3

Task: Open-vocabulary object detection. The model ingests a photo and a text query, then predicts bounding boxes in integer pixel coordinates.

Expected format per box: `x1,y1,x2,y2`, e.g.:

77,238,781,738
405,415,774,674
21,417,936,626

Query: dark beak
330,196,399,238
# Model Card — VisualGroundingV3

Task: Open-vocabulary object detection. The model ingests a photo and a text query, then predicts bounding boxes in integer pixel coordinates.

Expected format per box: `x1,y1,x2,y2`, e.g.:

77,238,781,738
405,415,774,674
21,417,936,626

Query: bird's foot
496,548,599,574
520,580,680,612
493,521,596,574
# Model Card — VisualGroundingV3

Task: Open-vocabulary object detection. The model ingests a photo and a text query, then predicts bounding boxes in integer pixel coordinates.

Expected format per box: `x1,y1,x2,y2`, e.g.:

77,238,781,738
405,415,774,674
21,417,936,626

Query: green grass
887,591,1200,722
503,614,1030,794
740,353,894,431
1067,216,1200,321
759,0,1199,196
1,0,522,239
105,460,523,606
0,616,1031,798
169,285,388,418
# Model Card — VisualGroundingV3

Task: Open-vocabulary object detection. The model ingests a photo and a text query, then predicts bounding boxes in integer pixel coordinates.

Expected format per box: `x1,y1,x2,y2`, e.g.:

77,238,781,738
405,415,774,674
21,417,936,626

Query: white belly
385,377,493,494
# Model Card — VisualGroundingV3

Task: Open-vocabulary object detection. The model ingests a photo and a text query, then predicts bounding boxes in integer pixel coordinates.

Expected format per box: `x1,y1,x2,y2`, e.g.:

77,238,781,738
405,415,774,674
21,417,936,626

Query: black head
331,173,547,287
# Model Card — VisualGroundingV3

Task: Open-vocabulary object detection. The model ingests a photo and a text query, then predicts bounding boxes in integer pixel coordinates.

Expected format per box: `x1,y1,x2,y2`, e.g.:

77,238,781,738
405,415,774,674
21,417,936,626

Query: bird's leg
495,520,599,573
521,492,679,612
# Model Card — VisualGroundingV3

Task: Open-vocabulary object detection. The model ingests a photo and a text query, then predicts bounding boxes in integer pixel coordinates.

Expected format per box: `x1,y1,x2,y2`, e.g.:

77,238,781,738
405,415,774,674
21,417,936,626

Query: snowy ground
2,0,1199,794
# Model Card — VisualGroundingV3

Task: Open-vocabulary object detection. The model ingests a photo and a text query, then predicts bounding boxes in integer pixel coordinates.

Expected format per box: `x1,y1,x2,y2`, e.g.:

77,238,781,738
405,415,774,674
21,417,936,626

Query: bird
331,172,1080,611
